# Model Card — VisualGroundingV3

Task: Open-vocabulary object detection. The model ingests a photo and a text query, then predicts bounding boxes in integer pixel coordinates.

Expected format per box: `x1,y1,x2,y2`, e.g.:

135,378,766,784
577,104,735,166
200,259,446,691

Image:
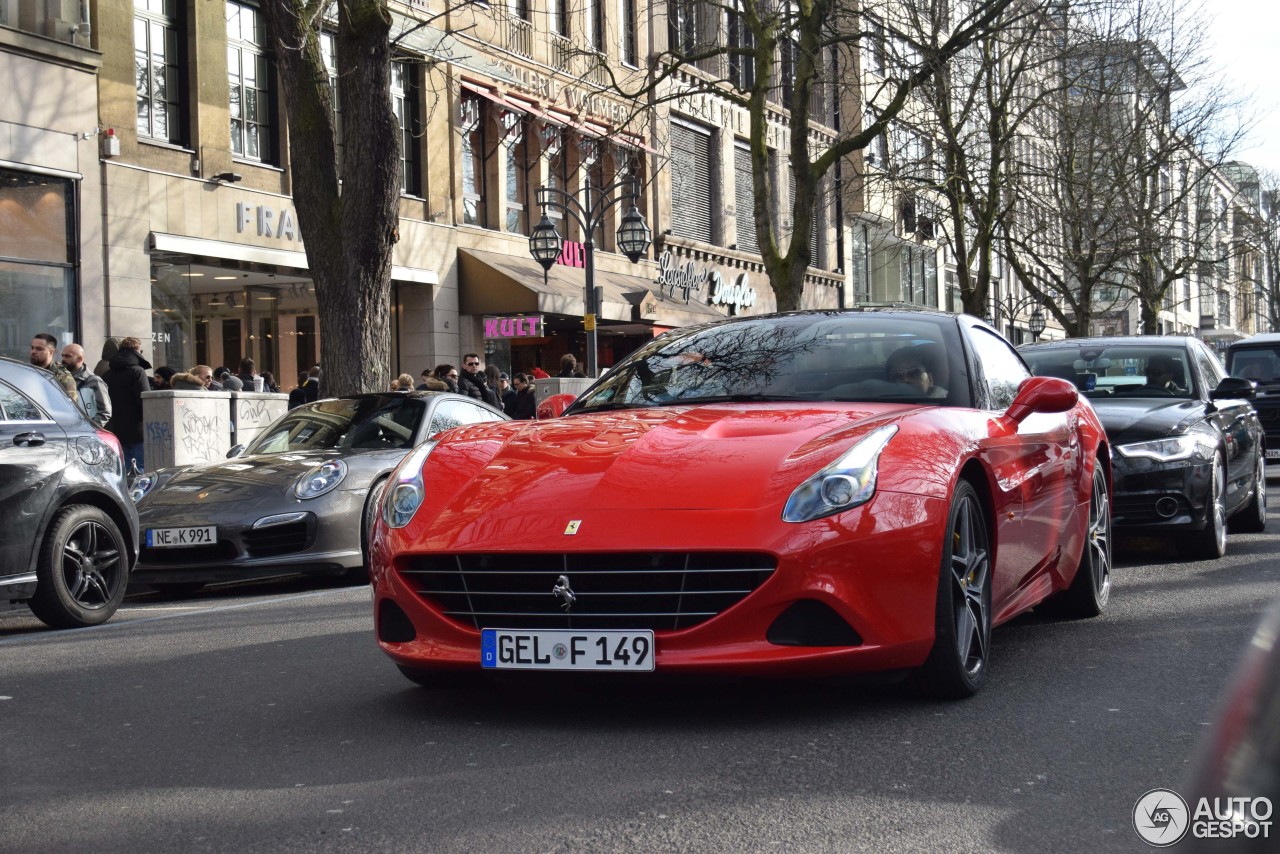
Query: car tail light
96,428,124,473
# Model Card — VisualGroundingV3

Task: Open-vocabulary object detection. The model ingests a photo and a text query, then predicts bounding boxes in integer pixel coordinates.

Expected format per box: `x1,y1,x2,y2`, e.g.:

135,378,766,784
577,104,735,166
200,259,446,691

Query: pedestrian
288,372,310,409
509,372,537,420
304,365,321,402
557,353,586,378
207,366,227,391
216,367,244,391
151,365,177,390
261,370,280,393
458,352,499,407
530,366,550,379
416,369,442,391
393,372,415,391
104,336,152,472
484,364,502,394
94,337,120,378
170,368,206,390
434,364,459,393
30,333,78,403
60,343,111,427
190,365,216,389
498,372,516,414
237,357,258,391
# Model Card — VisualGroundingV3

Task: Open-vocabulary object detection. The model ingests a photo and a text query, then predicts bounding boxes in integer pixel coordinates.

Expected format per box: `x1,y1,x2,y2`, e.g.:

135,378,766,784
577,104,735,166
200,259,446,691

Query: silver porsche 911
128,391,507,594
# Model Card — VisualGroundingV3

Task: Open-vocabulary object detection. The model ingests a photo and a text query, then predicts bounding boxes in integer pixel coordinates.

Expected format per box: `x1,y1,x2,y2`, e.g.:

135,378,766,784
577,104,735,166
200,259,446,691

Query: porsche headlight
129,473,157,503
294,459,348,499
383,441,438,529
1115,435,1214,463
783,425,898,523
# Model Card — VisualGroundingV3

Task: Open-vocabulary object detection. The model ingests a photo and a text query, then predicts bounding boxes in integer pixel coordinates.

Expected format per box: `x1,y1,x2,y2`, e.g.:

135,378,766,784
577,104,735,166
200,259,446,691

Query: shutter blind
670,122,712,242
734,145,758,253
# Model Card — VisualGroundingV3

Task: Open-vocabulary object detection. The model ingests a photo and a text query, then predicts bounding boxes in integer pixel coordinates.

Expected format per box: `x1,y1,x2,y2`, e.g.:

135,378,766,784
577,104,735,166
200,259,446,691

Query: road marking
0,588,361,646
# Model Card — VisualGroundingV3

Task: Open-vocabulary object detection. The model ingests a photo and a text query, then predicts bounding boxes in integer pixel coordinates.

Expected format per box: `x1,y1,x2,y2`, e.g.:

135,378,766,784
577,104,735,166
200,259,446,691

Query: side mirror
536,392,576,420
1005,376,1078,424
226,444,246,459
1211,377,1257,401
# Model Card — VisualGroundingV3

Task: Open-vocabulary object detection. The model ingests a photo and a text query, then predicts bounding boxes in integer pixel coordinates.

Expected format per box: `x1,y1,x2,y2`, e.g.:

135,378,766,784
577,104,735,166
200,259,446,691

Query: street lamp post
986,292,1047,343
527,178,652,377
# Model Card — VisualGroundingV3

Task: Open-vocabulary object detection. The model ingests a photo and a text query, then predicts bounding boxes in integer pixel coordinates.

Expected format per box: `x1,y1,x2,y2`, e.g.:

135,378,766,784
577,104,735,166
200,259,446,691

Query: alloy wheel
60,520,124,611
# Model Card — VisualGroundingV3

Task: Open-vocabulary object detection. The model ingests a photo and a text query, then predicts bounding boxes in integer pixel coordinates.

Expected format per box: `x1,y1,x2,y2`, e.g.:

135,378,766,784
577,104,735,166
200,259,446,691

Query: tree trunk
261,0,401,397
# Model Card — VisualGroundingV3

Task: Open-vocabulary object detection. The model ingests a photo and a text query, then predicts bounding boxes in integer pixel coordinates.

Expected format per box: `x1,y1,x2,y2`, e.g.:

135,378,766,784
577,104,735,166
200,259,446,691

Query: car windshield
1024,346,1195,400
1227,345,1280,387
572,313,968,411
244,396,428,454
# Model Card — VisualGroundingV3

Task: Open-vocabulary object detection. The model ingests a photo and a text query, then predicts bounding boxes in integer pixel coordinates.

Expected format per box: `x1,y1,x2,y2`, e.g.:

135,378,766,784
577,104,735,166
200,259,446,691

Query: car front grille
139,541,239,565
243,522,311,558
399,552,776,631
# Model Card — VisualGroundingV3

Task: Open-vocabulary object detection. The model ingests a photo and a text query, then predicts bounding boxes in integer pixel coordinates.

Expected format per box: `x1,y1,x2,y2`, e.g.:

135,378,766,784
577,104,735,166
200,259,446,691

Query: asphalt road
3,488,1280,853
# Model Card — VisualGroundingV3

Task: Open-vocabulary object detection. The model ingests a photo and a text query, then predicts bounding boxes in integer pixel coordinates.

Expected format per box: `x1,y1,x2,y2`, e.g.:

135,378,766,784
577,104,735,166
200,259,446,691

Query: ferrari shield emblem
564,520,581,535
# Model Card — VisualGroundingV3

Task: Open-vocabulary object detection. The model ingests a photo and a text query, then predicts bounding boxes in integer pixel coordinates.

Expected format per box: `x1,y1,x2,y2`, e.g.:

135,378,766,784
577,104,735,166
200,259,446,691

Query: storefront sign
484,315,544,338
558,240,586,269
236,202,300,242
655,251,758,311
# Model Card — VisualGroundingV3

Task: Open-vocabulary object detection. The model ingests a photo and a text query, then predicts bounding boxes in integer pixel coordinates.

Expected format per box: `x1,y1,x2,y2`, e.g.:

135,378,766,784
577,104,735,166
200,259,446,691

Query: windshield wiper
656,393,806,405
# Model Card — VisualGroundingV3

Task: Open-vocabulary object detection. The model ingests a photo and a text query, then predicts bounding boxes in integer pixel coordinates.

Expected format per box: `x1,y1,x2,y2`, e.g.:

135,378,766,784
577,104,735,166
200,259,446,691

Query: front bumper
1109,453,1213,535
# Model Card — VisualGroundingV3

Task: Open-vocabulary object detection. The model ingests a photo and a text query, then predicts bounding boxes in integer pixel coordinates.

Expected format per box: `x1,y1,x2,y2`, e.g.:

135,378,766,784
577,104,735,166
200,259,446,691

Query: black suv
1225,334,1280,465
0,357,139,627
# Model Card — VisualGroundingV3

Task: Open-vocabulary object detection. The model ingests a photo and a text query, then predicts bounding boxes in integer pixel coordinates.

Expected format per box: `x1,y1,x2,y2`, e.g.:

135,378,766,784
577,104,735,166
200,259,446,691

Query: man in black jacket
458,353,499,408
104,336,152,471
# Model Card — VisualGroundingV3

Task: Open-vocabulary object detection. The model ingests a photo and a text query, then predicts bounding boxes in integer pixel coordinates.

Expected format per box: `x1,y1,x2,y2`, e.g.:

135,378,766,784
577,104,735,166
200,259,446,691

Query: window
503,112,528,234
459,97,487,227
0,169,77,362
542,124,567,223
669,122,713,243
319,31,342,170
548,0,569,36
619,0,637,66
584,0,605,52
734,144,758,253
968,327,1030,410
392,61,421,196
0,382,44,422
727,3,756,90
863,14,886,76
226,2,275,163
135,0,184,144
669,0,700,56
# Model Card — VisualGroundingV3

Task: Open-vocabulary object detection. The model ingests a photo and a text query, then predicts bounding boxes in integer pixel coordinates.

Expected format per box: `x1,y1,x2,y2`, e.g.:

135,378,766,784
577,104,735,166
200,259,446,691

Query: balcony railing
498,8,533,59
551,34,574,73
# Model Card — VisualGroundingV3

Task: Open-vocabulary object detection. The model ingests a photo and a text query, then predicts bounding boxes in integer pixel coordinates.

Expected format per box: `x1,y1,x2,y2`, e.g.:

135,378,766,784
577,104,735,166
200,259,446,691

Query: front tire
915,481,992,699
29,506,130,629
1177,453,1227,561
1041,461,1111,618
1229,452,1267,534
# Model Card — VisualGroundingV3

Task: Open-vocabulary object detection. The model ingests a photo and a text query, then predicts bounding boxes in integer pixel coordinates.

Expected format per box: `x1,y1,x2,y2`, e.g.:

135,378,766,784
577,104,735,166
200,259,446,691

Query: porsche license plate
146,526,216,548
481,629,654,672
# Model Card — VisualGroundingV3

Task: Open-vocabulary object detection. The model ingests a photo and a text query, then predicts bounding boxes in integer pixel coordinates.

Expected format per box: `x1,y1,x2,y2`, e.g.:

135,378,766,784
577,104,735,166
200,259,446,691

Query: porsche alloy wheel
1229,452,1267,534
1177,453,1227,561
29,506,129,629
918,481,992,699
1042,462,1111,618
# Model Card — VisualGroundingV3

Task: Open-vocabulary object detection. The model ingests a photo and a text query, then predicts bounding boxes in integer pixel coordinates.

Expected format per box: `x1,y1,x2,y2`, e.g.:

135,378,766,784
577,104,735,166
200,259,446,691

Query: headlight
294,459,348,499
129,474,157,503
1116,435,1214,463
383,441,438,528
783,425,898,523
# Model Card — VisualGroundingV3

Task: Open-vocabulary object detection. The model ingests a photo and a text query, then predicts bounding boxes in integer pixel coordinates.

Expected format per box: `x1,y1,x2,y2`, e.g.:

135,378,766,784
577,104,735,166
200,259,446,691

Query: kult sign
484,316,544,338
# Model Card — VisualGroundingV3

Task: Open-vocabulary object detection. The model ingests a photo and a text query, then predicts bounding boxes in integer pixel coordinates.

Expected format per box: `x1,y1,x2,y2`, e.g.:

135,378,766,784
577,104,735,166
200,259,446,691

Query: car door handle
13,432,46,447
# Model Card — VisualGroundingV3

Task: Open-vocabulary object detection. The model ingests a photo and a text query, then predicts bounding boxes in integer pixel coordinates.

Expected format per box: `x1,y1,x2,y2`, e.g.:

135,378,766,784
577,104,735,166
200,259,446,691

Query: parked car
370,309,1112,699
0,357,139,627
1021,336,1265,560
129,391,508,594
1225,333,1280,466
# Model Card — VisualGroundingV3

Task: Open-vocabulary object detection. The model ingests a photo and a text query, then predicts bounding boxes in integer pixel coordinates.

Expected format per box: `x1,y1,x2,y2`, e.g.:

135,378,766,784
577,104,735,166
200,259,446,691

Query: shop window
135,0,186,145
227,1,276,164
296,315,316,373
222,318,242,369
669,121,713,243
0,169,77,360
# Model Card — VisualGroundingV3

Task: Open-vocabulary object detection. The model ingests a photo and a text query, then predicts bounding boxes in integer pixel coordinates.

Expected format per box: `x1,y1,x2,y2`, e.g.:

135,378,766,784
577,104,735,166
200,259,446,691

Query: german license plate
481,629,655,672
1267,449,1280,460
146,526,216,548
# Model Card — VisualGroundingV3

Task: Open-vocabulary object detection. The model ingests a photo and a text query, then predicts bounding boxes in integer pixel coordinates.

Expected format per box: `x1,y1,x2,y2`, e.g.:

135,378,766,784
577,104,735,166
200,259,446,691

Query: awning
460,248,653,322
149,232,439,284
625,285,729,328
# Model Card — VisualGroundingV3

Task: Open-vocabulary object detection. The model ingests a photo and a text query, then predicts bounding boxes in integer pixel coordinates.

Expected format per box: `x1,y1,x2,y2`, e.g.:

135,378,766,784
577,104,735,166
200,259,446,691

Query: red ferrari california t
369,309,1112,698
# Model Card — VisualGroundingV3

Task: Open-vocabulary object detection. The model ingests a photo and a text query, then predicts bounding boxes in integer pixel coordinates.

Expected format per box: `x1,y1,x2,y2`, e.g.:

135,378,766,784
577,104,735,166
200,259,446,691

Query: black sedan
1021,336,1264,560
0,356,139,627
129,391,507,593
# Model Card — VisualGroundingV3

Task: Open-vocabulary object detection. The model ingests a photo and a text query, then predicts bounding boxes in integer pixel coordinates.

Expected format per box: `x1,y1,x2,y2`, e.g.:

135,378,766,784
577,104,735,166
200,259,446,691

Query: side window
1194,343,1224,392
968,328,1031,410
428,400,505,437
0,381,45,421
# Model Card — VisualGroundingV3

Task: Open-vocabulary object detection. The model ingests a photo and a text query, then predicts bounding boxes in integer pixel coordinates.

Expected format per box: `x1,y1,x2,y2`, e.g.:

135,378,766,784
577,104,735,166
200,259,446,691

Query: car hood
1089,398,1205,445
421,403,914,515
142,447,407,507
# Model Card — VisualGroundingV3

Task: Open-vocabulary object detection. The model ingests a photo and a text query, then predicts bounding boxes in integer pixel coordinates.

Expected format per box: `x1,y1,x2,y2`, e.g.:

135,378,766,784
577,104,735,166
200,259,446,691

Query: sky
1207,0,1280,177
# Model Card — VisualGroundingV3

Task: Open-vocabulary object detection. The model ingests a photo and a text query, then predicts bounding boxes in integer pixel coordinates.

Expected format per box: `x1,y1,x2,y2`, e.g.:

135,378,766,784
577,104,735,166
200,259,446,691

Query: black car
0,357,139,627
1225,333,1280,466
1021,336,1265,560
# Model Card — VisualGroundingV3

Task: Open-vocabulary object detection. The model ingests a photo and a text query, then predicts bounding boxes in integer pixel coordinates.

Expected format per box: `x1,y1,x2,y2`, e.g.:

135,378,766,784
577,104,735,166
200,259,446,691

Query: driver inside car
1142,355,1185,393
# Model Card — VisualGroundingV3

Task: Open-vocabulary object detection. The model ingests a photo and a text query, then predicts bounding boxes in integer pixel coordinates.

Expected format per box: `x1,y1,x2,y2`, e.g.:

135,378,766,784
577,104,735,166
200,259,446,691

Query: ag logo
1134,788,1190,846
